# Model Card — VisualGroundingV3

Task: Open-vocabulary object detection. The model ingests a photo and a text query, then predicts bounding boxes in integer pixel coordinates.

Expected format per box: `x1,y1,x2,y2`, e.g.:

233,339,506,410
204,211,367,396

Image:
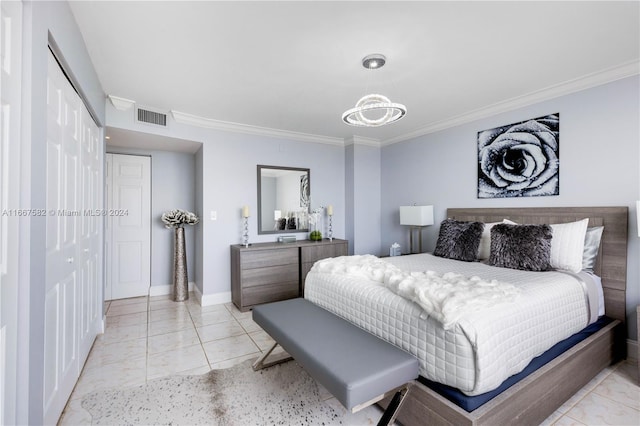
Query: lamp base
408,226,427,254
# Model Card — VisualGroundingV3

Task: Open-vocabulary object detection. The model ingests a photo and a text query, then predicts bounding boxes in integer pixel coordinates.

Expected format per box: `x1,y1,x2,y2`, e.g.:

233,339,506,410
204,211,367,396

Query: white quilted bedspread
312,255,522,330
304,253,592,395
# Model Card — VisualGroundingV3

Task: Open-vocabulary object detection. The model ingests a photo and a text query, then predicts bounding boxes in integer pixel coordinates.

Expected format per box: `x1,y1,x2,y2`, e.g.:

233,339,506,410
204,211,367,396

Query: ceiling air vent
137,107,167,127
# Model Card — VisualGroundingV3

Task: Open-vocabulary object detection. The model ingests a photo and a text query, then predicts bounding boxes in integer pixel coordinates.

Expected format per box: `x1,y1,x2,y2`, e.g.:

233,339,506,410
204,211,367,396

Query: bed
304,207,627,426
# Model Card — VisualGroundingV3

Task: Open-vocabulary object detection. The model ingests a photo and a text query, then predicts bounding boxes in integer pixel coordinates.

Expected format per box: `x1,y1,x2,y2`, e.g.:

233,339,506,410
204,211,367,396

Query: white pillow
549,218,589,273
477,219,517,260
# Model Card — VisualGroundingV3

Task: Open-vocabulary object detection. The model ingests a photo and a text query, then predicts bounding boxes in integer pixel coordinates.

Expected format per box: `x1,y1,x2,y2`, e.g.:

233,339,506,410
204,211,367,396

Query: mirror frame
257,165,311,235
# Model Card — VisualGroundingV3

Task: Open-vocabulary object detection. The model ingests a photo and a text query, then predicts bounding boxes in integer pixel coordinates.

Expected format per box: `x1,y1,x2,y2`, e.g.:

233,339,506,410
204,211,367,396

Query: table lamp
400,205,434,254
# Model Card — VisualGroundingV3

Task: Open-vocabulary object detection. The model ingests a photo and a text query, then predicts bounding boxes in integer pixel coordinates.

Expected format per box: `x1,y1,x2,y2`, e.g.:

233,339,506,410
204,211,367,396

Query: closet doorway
106,153,151,300
44,49,103,426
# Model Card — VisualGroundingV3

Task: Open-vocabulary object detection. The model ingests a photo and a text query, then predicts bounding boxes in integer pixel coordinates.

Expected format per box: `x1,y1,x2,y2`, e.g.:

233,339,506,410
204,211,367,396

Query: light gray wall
20,1,106,423
150,151,197,287
106,105,346,301
381,75,640,340
346,143,382,255
345,145,355,254
107,149,198,288
198,134,345,299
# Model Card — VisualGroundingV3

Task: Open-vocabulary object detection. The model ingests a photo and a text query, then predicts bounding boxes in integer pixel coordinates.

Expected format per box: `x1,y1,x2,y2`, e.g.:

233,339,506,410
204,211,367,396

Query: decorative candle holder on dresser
230,238,348,311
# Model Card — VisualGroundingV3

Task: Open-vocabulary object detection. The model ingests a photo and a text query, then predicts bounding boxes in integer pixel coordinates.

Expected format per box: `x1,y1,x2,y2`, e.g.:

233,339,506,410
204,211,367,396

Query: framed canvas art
478,113,559,198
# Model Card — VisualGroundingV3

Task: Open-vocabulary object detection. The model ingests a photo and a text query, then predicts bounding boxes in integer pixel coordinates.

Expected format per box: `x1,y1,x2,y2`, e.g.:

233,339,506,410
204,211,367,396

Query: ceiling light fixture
342,54,407,127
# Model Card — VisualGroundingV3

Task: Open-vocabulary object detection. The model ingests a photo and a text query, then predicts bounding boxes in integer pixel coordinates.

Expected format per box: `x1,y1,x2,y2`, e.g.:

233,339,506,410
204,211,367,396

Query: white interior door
0,1,22,424
44,50,103,425
106,153,151,300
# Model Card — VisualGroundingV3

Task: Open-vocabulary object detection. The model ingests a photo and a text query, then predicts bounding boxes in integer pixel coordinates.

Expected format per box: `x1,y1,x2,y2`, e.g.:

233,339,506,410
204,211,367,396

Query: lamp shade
400,205,434,226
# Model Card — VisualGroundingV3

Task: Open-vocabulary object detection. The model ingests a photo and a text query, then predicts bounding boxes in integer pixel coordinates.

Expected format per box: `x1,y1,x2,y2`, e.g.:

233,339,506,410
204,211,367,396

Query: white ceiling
106,127,203,153
69,1,639,147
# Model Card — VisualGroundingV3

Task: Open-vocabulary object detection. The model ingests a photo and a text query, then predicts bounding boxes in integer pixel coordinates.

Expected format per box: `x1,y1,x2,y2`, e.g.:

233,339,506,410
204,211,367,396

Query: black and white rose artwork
300,174,310,207
477,113,559,198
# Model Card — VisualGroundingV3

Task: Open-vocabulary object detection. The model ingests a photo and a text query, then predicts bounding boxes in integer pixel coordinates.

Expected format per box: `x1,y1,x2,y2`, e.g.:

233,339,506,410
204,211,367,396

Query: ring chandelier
341,54,407,127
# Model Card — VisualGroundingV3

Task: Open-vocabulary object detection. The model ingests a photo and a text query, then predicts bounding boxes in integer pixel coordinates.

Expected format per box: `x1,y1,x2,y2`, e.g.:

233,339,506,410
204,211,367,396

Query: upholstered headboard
447,207,628,323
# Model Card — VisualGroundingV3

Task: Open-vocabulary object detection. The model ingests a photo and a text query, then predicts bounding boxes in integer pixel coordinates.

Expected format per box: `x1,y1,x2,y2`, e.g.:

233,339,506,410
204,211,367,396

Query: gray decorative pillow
433,219,484,262
488,223,552,271
582,226,604,272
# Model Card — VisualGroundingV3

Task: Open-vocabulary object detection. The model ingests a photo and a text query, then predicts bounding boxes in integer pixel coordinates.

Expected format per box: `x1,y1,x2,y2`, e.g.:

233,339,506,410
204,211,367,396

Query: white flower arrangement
161,209,200,228
308,205,324,226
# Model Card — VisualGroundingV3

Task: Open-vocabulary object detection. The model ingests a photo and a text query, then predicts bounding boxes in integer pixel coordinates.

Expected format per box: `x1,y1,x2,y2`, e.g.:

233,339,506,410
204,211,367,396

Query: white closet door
107,153,151,300
44,51,103,425
44,50,81,426
78,105,102,362
0,1,22,424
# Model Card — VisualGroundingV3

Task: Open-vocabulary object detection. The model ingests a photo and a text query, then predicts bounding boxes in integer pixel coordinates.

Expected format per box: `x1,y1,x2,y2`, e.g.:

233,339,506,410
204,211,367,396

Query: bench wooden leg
252,342,293,371
377,384,411,426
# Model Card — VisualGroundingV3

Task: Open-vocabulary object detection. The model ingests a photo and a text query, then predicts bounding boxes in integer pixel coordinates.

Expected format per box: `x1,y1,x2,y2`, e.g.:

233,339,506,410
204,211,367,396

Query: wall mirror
257,165,310,234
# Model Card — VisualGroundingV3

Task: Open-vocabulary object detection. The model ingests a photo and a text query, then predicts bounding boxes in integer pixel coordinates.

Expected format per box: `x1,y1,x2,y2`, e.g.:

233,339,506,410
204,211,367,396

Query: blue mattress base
419,316,612,412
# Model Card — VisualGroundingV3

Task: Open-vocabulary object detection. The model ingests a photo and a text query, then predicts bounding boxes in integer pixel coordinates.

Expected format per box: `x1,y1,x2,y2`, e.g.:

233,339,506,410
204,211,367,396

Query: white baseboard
150,283,231,306
149,282,195,297
192,285,231,307
192,285,203,305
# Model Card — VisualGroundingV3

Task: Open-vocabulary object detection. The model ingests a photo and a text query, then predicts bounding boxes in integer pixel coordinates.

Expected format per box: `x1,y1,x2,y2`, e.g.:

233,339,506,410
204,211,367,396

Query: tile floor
59,294,640,425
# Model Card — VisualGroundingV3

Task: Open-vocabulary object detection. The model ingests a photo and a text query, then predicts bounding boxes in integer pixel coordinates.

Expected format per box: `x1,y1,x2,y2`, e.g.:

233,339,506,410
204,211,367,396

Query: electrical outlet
210,211,217,221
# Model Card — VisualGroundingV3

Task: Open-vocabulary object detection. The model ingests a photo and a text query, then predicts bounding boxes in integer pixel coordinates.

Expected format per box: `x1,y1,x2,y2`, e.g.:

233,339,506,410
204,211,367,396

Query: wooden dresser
231,239,348,311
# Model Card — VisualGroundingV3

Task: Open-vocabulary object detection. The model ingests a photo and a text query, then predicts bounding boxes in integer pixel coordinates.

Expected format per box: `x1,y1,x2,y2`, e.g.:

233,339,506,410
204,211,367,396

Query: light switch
210,211,217,221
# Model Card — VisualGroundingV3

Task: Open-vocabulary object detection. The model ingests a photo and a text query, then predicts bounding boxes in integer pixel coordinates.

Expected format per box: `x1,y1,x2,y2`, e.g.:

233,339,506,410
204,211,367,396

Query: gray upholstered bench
252,298,419,426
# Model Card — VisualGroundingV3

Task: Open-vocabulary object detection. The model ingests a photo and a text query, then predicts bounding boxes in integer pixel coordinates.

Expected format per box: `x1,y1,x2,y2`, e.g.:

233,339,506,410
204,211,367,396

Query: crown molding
344,135,381,147
381,60,640,146
114,60,638,148
170,110,345,146
108,95,135,111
